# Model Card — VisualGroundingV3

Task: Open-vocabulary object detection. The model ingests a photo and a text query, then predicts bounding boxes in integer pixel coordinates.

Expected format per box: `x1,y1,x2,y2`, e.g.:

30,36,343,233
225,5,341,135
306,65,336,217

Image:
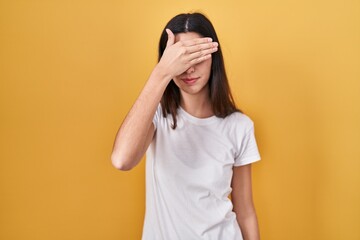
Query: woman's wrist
143,65,172,97
152,64,173,83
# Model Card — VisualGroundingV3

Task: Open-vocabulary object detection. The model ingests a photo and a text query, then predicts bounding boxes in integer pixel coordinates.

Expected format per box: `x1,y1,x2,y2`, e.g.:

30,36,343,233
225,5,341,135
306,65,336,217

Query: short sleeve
152,104,162,131
234,121,261,166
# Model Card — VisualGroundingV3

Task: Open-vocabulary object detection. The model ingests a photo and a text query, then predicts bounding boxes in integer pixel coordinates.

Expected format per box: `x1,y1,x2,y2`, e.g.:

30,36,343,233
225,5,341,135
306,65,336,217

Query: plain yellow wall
1,0,359,239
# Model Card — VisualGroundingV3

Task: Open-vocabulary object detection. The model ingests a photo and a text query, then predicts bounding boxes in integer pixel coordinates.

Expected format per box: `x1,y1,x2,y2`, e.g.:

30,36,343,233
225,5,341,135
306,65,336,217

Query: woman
111,12,261,240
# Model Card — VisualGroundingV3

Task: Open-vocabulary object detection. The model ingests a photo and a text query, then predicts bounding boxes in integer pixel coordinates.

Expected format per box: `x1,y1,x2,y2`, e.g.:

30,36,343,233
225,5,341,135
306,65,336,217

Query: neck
180,90,213,118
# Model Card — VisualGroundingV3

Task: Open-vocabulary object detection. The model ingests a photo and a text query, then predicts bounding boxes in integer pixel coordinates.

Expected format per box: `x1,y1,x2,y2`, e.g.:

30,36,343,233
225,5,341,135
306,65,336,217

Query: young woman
111,12,261,240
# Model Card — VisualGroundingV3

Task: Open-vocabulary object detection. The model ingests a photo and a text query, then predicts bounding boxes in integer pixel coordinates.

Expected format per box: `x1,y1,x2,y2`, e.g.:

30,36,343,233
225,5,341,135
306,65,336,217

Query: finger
187,45,218,62
189,54,213,65
165,29,175,47
188,47,218,64
185,42,218,54
182,37,213,47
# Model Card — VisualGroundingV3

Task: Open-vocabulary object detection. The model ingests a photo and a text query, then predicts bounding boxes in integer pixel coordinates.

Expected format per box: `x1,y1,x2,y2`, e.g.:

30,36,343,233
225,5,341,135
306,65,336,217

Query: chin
181,86,208,96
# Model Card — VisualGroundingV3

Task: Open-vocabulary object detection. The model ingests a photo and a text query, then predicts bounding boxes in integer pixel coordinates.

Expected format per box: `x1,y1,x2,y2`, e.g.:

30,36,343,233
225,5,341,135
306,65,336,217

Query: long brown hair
158,12,243,129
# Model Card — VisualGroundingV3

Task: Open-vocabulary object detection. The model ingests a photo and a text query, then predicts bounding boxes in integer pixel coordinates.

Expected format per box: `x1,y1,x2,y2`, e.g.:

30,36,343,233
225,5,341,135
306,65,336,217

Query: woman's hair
158,12,242,129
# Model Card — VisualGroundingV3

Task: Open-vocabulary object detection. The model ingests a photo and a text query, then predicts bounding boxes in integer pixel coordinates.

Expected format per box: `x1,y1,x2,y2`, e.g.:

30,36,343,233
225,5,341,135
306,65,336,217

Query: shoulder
224,111,254,131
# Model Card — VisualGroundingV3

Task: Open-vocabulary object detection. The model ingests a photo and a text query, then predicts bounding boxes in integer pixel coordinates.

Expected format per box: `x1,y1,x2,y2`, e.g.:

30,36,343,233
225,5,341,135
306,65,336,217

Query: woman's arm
110,67,168,171
231,164,260,240
111,29,218,171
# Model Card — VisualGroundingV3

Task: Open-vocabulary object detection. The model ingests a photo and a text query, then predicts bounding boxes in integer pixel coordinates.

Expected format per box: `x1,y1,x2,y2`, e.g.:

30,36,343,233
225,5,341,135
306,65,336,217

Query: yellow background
1,0,359,239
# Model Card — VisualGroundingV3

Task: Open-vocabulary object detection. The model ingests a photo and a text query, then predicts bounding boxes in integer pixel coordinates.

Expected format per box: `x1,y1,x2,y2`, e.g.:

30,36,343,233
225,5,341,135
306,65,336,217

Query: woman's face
172,32,212,98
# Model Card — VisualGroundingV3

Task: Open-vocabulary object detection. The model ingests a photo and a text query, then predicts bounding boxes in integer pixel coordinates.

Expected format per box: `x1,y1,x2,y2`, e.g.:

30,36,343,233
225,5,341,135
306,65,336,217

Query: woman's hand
156,29,218,80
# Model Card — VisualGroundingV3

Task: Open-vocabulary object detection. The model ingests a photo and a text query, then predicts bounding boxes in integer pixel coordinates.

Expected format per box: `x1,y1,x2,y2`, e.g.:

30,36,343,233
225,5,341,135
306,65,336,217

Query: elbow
111,152,135,171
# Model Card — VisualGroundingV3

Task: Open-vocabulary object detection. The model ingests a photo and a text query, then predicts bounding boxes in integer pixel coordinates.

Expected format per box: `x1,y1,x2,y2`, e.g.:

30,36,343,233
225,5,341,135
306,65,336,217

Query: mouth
181,77,199,85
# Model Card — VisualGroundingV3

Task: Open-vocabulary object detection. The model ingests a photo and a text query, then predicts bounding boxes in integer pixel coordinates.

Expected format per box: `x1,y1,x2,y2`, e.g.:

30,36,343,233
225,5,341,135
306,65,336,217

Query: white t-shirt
142,105,261,240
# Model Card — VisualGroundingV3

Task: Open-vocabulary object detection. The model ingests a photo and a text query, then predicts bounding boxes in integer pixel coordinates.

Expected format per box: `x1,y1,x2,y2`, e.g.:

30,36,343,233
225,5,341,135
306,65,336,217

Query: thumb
165,28,175,47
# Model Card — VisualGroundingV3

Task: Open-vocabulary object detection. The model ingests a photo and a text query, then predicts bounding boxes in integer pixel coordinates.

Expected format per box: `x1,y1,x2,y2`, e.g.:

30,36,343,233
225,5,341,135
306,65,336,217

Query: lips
181,77,199,85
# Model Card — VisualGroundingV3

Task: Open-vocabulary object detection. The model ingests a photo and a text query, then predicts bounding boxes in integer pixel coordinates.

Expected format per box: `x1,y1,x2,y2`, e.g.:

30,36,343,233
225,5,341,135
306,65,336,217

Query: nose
185,66,195,74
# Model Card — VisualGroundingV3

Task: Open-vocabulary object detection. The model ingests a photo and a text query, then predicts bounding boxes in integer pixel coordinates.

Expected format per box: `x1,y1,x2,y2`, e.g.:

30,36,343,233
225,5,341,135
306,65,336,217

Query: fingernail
207,38,213,42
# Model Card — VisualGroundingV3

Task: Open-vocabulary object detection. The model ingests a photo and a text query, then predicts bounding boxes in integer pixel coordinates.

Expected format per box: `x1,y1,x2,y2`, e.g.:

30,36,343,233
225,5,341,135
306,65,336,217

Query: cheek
172,76,181,84
172,78,182,88
201,60,212,75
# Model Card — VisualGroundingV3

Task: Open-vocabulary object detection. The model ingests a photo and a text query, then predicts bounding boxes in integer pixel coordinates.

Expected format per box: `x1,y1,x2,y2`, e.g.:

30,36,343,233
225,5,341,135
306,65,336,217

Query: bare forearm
231,165,260,240
111,67,170,170
236,211,260,240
